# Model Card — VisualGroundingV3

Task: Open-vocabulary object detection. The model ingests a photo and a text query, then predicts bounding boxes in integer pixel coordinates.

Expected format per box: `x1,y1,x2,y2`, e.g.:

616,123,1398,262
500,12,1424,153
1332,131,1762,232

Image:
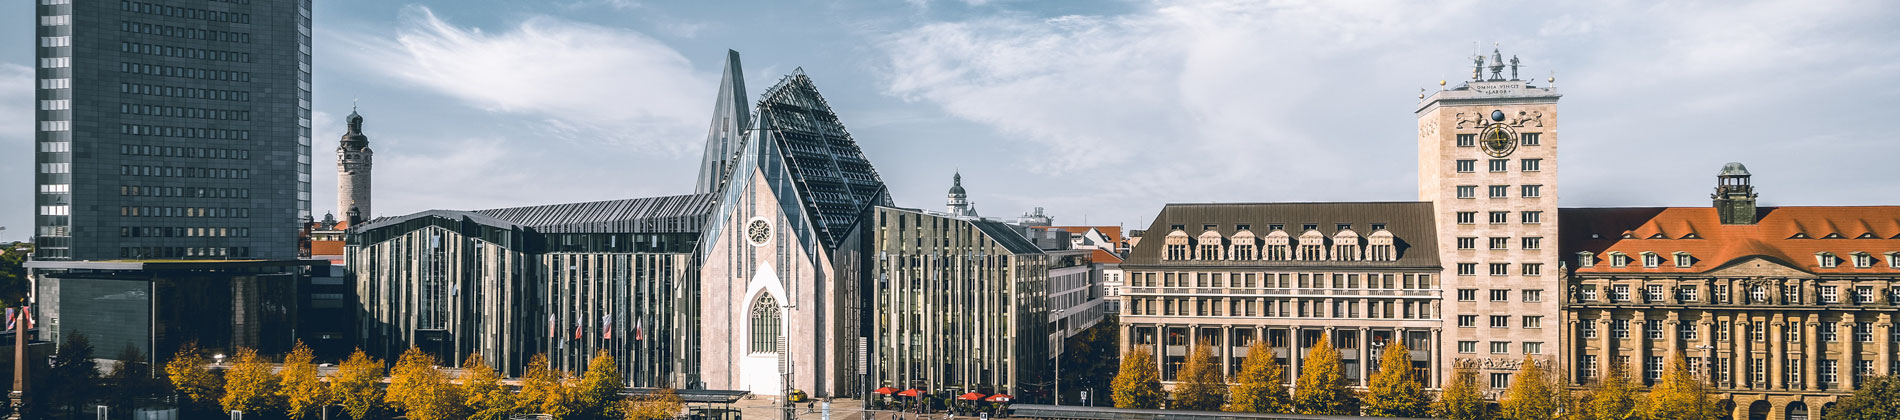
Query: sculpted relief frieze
1453,357,1552,371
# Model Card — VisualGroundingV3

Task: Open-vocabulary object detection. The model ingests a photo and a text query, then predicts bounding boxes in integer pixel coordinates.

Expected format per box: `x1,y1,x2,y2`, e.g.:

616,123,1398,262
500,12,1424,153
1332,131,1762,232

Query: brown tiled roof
1561,206,1900,275
1091,248,1123,264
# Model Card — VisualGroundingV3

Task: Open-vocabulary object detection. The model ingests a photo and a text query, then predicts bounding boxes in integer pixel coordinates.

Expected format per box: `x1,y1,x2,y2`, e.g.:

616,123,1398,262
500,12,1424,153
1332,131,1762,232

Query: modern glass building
33,0,312,261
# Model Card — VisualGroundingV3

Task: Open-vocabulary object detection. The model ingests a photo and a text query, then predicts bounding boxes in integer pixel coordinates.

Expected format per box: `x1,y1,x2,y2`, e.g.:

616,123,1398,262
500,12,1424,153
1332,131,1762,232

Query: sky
4,0,1900,242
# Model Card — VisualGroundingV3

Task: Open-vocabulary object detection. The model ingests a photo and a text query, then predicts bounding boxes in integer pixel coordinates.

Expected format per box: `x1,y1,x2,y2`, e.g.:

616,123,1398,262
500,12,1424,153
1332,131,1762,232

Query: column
1290,326,1304,381
1770,313,1785,390
1120,323,1133,353
1666,312,1682,356
1842,318,1859,389
1879,314,1894,377
1431,327,1442,387
1599,310,1615,381
1634,311,1650,385
1359,327,1372,387
1222,325,1235,379
1731,314,1747,389
1805,318,1819,391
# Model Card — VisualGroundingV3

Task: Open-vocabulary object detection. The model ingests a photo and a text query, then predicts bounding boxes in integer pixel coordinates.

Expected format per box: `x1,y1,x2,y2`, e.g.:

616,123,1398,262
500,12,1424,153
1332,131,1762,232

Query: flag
4,308,13,331
548,314,556,339
634,316,645,341
574,323,583,340
602,314,613,340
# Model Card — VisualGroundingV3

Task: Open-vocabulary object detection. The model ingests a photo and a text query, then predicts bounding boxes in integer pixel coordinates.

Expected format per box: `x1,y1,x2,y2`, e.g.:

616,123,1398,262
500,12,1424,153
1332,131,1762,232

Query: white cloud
335,6,712,154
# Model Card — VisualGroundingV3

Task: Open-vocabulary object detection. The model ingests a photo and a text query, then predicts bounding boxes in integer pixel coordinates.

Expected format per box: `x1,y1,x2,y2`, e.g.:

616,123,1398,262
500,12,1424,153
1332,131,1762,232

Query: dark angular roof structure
733,69,891,250
695,50,750,195
477,194,714,234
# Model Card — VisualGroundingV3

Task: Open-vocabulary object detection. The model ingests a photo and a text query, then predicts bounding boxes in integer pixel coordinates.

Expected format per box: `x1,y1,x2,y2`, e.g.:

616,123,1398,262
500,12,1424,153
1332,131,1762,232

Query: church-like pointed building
695,50,751,195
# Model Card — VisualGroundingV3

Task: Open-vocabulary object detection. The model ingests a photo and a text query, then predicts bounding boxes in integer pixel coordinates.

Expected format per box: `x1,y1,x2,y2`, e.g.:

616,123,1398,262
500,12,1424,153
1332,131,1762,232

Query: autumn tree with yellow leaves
577,350,627,420
1111,346,1165,409
1293,333,1357,415
1434,367,1491,420
623,388,685,420
459,353,516,420
1582,364,1639,420
164,341,222,415
1173,340,1227,411
280,341,329,420
387,347,467,420
1642,353,1720,420
1225,344,1291,414
1363,341,1428,418
1499,356,1562,420
334,349,388,420
220,347,284,415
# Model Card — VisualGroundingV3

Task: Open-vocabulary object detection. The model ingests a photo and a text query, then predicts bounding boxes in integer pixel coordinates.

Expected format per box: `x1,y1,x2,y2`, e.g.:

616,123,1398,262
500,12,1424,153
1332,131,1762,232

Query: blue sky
4,0,1900,242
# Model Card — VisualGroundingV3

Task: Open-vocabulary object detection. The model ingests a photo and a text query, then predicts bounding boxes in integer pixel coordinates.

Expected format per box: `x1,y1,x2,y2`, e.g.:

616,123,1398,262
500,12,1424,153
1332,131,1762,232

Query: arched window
750,294,780,354
1264,230,1290,260
1332,229,1362,261
1297,230,1327,261
1197,231,1224,260
1367,230,1396,261
1165,231,1190,260
1230,230,1257,260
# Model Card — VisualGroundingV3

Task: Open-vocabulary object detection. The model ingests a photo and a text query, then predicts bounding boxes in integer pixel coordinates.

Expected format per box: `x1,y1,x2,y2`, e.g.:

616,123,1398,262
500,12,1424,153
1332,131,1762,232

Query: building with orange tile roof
1561,163,1898,419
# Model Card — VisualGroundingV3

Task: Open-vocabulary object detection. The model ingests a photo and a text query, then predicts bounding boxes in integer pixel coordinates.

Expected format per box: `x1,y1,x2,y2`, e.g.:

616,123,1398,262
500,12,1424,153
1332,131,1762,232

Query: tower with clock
1417,47,1563,388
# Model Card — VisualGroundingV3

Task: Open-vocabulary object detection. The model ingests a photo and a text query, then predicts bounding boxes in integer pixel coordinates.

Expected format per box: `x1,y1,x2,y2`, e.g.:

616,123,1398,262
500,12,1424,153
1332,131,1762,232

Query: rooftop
1561,206,1900,274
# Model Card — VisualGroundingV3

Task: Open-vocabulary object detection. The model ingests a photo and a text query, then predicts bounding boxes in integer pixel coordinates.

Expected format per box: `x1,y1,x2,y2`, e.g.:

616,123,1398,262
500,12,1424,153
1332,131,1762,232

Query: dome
1718,162,1751,177
948,172,966,195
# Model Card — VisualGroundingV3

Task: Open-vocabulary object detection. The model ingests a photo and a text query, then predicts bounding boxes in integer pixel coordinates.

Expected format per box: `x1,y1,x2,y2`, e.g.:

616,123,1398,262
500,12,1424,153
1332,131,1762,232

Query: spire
695,50,751,195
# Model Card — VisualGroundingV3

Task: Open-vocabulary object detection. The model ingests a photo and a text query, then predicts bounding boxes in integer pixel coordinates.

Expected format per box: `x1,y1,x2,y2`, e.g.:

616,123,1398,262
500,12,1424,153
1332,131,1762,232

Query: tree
1434,367,1491,420
1173,340,1225,411
1225,344,1291,414
46,332,102,419
1111,346,1165,409
459,354,516,420
387,347,465,420
281,341,328,420
0,244,31,307
222,347,285,416
577,350,627,420
1293,333,1356,415
622,389,684,420
165,341,223,415
334,349,387,420
1499,356,1561,420
104,345,165,419
1826,374,1900,420
1643,353,1719,420
1364,341,1428,417
517,353,576,419
1582,365,1639,420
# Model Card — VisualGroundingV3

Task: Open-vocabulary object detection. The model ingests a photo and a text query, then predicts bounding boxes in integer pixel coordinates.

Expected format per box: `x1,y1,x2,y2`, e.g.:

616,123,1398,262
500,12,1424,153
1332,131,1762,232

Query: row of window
1454,210,1543,224
121,21,251,43
38,205,70,216
38,163,69,174
119,246,254,259
1455,314,1544,329
1579,283,1900,305
1454,288,1544,302
1455,158,1543,173
122,61,253,83
121,103,252,122
120,185,250,199
1454,262,1543,276
120,165,252,179
121,144,251,160
1129,297,1437,320
121,226,251,238
38,78,70,89
120,123,252,141
1127,271,1435,290
1456,184,1543,199
121,1,254,24
120,42,252,64
39,36,70,48
1164,226,1398,262
1456,132,1542,147
1581,355,1896,387
1455,340,1543,355
1581,318,1899,343
119,206,252,218
1456,236,1542,250
121,82,251,102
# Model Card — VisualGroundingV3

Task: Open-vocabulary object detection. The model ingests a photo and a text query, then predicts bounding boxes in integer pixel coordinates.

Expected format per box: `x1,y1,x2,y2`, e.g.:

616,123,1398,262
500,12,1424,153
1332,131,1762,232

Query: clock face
1480,124,1517,158
746,219,772,247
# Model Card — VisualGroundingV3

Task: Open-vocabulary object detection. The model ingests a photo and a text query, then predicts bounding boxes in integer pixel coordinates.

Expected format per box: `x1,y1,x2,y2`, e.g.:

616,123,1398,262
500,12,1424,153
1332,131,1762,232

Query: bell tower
1713,162,1758,225
338,105,373,224
946,172,971,217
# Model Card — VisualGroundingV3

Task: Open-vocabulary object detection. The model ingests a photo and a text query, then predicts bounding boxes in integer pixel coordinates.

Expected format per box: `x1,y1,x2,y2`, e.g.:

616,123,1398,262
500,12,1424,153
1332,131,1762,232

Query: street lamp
1693,345,1716,385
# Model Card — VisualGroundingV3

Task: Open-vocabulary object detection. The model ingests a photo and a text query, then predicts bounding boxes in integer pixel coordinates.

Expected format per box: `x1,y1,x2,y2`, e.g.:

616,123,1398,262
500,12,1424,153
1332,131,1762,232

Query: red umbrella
896,389,923,397
985,394,1012,403
875,387,899,395
958,392,986,401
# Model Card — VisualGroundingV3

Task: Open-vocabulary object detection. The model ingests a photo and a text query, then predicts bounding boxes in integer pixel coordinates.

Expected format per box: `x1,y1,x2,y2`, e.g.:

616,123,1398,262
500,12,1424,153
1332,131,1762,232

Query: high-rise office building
34,0,313,261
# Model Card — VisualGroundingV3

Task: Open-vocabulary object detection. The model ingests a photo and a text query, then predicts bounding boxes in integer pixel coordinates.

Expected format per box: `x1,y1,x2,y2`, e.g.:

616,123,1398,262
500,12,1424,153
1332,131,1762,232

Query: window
1678,286,1699,302
1524,316,1543,329
749,295,781,354
1752,322,1766,342
1457,212,1476,224
1522,132,1541,146
1611,253,1630,268
1458,315,1477,328
1456,160,1476,173
1820,323,1837,342
1458,263,1477,276
1522,237,1542,250
1822,360,1839,385
1719,321,1732,341
1458,341,1477,353
1523,263,1542,276
1579,252,1596,268
1488,289,1509,302
1853,253,1872,268
1856,322,1873,342
1612,319,1630,339
1581,355,1598,380
1788,322,1802,343
1582,286,1598,302
1490,211,1509,224
1856,286,1875,303
1523,342,1543,355
1523,289,1543,302
1521,185,1542,198
1489,159,1508,172
1818,252,1838,268
1521,158,1541,171
1457,186,1476,199
1856,360,1875,382
1489,263,1509,276
1675,253,1693,268
1647,320,1665,340
1490,315,1509,328
1458,237,1477,250
1491,373,1511,389
1679,322,1698,340
1490,341,1510,354
1458,289,1477,301
1457,134,1476,147
1582,321,1598,338
1787,361,1803,388
1646,285,1664,302
1489,185,1509,198
1715,284,1730,303
1521,211,1543,224
1489,237,1509,250
1750,285,1768,303
1642,252,1661,268
1612,285,1631,302
1821,286,1840,304
1647,356,1665,381
1752,359,1767,385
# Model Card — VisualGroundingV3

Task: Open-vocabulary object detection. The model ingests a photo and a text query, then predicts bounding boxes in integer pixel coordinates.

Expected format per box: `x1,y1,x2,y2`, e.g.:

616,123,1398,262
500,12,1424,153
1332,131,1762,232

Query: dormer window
1609,252,1629,268
1851,252,1872,268
1264,230,1291,261
1297,230,1326,261
1578,251,1596,268
1197,231,1225,260
1888,252,1900,268
1164,230,1191,261
1816,252,1838,268
1367,230,1396,262
1647,233,1667,239
1332,229,1362,261
1641,252,1660,268
1230,230,1258,260
1673,252,1693,268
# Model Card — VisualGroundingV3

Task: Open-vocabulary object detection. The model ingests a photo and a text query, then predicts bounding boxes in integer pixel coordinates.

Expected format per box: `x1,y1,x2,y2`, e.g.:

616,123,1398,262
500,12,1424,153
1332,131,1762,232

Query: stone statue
1473,54,1485,81
1510,55,1520,80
